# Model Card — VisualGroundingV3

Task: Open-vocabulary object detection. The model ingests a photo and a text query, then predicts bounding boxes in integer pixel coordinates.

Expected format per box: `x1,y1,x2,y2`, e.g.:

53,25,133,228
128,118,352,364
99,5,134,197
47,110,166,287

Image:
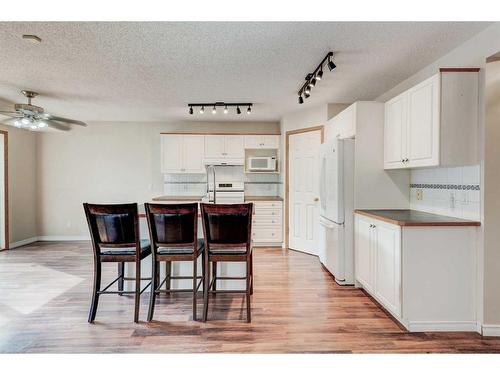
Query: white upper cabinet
384,69,479,169
204,135,244,160
161,135,205,174
244,135,279,149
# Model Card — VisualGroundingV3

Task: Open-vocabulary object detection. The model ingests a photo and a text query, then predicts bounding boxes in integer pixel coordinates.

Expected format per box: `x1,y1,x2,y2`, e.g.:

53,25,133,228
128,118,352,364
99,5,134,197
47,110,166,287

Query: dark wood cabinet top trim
160,132,281,136
355,209,481,227
439,68,480,73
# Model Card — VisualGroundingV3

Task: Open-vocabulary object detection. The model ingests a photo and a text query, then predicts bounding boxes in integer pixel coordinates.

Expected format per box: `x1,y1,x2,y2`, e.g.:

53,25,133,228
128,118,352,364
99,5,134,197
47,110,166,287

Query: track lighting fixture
297,51,336,104
188,102,252,115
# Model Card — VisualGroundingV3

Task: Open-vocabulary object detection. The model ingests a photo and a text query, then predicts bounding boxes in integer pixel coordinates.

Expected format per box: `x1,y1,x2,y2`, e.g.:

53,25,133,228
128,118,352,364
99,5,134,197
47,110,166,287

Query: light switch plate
416,189,423,201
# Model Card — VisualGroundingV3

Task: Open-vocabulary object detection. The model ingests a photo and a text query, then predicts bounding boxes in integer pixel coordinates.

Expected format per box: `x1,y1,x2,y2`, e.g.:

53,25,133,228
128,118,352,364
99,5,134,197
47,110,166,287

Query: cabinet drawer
254,208,282,217
252,227,282,242
252,216,282,226
253,201,282,209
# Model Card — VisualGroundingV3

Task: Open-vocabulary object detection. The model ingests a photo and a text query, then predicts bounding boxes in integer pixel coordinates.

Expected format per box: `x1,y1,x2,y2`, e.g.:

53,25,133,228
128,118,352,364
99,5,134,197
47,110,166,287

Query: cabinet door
407,74,439,168
244,135,262,149
161,135,183,173
224,135,244,158
262,135,279,149
355,215,374,292
204,135,225,159
384,95,407,169
374,222,401,317
182,135,205,173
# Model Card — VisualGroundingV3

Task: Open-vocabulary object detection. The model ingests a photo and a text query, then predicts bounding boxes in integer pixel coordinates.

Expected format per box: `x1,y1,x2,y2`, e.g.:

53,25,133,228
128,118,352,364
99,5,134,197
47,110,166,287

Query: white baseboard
37,235,90,241
9,237,39,249
408,321,478,332
482,324,500,336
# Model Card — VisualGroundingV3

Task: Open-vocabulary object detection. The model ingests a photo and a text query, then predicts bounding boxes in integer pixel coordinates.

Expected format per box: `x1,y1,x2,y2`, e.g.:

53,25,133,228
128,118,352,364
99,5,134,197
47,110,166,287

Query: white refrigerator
318,138,355,285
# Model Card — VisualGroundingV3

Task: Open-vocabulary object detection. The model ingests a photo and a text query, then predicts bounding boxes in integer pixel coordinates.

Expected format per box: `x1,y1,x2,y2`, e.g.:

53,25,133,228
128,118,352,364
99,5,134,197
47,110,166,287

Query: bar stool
200,203,253,323
145,203,204,321
83,203,151,323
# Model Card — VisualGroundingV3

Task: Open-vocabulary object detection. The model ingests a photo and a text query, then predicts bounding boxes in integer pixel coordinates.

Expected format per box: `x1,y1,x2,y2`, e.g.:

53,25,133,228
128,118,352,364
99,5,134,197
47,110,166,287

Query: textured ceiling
0,22,491,122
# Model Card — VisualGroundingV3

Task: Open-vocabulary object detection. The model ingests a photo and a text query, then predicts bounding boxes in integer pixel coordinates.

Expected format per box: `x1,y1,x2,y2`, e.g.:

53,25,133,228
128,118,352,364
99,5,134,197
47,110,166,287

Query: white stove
202,181,245,204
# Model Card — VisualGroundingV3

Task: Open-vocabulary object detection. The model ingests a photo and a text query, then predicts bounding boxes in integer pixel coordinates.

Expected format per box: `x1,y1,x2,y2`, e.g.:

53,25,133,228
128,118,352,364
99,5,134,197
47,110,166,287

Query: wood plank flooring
1,241,499,353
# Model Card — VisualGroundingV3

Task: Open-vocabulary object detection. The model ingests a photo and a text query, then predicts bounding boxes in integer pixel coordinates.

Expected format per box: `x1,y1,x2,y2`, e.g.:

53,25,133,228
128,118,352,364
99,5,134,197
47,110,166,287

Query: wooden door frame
0,130,8,251
285,125,324,249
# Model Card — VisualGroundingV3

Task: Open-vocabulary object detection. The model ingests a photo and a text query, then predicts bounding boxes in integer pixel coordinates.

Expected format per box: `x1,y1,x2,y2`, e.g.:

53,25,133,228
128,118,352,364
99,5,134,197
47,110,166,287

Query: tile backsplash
163,166,281,197
410,165,481,220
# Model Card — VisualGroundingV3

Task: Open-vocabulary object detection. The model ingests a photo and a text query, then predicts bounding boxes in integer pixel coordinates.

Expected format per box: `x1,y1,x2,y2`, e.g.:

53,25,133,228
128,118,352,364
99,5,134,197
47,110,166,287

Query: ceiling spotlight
212,106,217,114
298,95,304,104
247,106,251,114
311,77,317,86
328,59,336,71
189,106,193,115
304,87,310,95
236,106,241,115
316,70,323,81
199,106,205,114
304,92,310,99
223,105,228,114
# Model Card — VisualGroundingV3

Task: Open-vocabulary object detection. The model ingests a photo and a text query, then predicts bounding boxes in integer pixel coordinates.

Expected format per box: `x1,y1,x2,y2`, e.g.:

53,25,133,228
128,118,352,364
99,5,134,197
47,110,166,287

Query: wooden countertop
355,209,481,227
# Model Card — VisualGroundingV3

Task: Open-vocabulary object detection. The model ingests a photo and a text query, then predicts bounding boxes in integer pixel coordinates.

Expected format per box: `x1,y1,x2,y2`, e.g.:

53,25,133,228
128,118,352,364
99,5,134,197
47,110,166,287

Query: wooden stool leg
118,262,124,296
134,260,141,323
192,257,198,321
203,255,210,322
250,252,254,295
246,258,251,323
165,261,172,294
212,261,217,291
88,260,101,323
147,260,157,322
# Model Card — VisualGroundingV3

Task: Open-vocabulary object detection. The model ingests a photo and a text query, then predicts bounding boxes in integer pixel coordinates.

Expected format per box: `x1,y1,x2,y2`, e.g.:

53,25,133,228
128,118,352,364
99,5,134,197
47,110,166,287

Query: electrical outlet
416,189,423,201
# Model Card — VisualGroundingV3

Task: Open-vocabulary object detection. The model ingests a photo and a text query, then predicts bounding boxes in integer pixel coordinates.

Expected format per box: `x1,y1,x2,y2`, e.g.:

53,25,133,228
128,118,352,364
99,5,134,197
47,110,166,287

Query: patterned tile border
410,183,480,190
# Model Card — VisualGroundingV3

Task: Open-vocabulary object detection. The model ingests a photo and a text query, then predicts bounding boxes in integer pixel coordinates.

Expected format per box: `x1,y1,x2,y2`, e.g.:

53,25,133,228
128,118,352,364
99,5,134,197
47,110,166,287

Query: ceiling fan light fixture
21,117,31,125
37,121,48,128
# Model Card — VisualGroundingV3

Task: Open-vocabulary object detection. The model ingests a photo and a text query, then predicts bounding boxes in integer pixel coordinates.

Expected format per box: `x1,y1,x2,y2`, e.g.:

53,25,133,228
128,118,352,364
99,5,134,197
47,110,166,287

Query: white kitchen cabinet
204,135,244,160
384,69,479,169
244,135,280,149
250,200,283,246
354,214,375,293
354,212,478,332
161,135,205,174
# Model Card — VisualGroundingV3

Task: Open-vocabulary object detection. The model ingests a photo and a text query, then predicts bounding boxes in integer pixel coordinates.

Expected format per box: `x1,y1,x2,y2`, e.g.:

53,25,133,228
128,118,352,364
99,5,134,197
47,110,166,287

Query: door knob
314,197,319,202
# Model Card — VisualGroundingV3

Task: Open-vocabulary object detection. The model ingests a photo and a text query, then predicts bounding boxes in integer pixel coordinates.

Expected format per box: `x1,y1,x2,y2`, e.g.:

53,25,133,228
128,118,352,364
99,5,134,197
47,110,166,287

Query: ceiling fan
0,90,87,131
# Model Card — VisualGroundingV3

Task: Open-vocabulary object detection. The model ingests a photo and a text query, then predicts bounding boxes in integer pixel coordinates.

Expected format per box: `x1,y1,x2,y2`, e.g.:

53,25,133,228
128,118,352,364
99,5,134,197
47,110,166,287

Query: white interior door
0,132,5,250
288,130,321,255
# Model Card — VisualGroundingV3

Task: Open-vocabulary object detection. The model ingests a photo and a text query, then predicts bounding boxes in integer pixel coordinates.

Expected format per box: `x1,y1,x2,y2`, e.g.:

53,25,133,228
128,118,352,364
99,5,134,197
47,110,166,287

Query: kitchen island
354,209,480,332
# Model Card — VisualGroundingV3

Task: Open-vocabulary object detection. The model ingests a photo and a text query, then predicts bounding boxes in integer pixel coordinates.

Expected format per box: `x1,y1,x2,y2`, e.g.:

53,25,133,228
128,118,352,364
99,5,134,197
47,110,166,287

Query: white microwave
248,156,277,171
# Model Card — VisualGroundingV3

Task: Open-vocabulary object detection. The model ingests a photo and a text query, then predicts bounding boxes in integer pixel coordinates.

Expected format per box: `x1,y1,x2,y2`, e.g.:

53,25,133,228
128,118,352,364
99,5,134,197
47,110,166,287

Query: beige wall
36,121,279,238
0,124,37,246
484,60,500,325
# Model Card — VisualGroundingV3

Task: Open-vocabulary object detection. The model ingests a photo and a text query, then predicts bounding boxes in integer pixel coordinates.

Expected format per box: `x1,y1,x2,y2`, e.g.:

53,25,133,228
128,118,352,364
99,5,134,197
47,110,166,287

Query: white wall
0,125,38,247
36,121,279,238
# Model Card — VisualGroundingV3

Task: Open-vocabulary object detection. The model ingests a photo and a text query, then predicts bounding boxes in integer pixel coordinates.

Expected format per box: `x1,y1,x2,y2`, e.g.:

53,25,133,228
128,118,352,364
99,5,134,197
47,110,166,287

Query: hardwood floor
1,241,499,353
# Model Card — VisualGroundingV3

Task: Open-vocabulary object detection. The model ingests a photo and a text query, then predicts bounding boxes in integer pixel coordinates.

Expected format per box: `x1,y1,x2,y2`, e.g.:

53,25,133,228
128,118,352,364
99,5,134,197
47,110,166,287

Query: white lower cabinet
250,200,283,246
355,214,401,318
354,213,478,332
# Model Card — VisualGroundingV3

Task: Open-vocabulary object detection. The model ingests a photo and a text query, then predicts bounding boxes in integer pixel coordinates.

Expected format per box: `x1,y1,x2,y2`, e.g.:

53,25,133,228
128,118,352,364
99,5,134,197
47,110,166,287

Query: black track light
212,105,217,114
304,92,310,99
304,87,310,95
223,105,228,114
328,59,336,71
189,106,193,115
298,95,304,104
199,106,205,114
236,106,241,115
316,69,323,81
247,106,251,114
188,103,252,115
311,77,317,86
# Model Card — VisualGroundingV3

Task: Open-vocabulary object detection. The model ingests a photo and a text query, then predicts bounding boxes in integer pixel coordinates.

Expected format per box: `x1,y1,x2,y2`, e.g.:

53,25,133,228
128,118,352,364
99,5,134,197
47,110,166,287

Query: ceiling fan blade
45,120,71,131
41,114,87,126
0,110,22,117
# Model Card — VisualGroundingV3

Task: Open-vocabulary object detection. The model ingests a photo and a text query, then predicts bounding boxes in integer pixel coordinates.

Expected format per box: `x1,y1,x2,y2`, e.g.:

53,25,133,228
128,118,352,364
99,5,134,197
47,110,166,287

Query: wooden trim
354,209,481,227
439,68,480,73
0,130,8,250
160,132,281,136
285,125,324,248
